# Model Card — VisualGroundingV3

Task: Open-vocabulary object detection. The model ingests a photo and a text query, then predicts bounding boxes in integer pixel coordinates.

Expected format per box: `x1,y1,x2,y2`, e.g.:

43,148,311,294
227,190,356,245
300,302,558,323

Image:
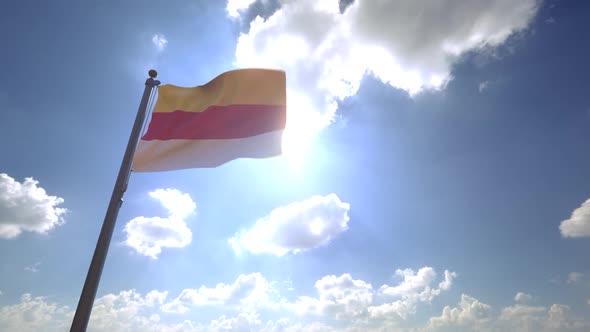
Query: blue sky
1,0,590,331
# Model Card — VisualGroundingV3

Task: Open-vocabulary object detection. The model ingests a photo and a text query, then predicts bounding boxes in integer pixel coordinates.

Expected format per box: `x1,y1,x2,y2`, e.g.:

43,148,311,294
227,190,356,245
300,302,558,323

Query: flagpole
70,70,160,332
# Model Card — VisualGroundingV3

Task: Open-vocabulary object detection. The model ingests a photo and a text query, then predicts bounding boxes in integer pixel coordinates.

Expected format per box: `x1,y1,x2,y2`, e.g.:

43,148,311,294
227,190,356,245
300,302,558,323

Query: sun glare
280,92,325,167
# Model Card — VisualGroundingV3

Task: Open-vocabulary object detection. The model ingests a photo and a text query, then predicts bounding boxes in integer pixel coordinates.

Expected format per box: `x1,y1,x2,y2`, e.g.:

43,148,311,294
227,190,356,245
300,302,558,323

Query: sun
280,92,324,166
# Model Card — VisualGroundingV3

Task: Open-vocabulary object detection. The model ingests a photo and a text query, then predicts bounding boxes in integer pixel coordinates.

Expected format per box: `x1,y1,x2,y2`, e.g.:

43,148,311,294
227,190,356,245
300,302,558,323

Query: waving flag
133,69,286,172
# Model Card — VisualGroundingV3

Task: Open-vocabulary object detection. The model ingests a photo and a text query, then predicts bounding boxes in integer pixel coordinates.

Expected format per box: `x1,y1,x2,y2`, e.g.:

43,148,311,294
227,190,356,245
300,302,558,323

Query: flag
133,69,286,172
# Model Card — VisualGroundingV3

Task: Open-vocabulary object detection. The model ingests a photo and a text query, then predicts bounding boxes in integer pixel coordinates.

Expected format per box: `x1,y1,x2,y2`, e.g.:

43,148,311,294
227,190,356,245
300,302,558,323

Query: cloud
499,303,590,332
514,292,532,303
161,273,274,314
149,189,196,220
429,295,590,332
3,268,590,331
0,173,67,239
124,189,195,259
478,81,490,92
428,294,495,330
207,312,265,331
287,266,455,325
229,193,350,256
369,267,457,321
24,262,41,273
87,290,170,332
566,272,584,284
151,34,168,51
291,273,373,319
233,0,540,132
226,0,258,18
379,267,436,298
559,199,590,237
379,267,457,301
0,294,70,332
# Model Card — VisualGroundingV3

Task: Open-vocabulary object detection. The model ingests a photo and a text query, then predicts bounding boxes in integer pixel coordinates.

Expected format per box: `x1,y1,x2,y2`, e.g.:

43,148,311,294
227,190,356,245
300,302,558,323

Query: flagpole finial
149,69,158,78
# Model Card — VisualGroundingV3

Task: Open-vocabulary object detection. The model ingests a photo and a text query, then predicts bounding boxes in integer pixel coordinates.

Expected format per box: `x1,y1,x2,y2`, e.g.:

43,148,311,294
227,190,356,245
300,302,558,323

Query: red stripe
141,104,286,140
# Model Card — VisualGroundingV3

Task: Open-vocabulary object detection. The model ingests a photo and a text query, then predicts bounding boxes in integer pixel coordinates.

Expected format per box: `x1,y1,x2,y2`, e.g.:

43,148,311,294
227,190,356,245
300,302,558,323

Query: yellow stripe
153,69,286,113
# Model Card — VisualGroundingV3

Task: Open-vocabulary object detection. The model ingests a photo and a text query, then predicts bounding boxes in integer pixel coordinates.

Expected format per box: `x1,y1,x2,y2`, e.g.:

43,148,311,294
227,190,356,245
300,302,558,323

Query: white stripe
133,130,284,172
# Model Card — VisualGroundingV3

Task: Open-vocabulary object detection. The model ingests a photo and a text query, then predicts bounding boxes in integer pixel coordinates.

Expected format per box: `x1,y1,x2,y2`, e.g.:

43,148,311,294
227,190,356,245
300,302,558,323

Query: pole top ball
148,69,158,78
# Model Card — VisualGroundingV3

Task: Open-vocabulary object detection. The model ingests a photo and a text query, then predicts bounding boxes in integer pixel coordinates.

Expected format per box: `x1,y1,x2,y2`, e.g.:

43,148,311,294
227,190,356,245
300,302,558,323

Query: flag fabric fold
133,69,286,172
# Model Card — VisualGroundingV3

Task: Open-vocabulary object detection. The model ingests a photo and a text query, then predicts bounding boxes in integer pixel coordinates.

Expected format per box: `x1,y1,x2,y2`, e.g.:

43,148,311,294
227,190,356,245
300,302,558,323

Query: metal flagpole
70,70,160,332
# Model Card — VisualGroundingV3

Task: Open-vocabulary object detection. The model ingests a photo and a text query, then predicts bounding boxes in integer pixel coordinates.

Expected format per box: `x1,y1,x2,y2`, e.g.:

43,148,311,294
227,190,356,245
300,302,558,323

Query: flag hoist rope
70,70,161,332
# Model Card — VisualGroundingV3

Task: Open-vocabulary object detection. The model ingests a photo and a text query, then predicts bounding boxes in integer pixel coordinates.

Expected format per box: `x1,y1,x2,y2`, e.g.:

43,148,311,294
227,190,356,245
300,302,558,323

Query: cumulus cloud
229,193,350,256
500,303,590,332
0,294,70,332
428,294,494,330
560,199,590,237
379,267,457,301
87,290,171,331
151,34,168,51
291,273,373,319
3,269,590,331
0,173,67,239
369,267,457,321
429,294,590,332
161,273,274,314
514,292,532,303
124,189,195,259
226,0,258,18
287,266,455,324
233,0,540,134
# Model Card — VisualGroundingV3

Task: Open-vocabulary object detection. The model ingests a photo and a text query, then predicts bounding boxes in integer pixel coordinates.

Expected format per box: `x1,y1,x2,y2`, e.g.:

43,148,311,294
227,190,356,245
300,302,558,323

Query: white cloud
379,267,457,301
500,303,590,332
124,217,192,259
207,312,262,331
369,267,456,321
514,292,532,303
0,294,70,332
291,273,373,319
229,193,350,256
151,34,168,51
286,266,455,325
87,290,172,332
566,272,584,284
234,0,540,134
429,295,590,332
478,81,490,92
25,262,41,273
3,269,590,332
161,273,274,314
148,189,196,220
428,294,495,330
438,270,456,291
379,267,436,298
0,173,67,239
124,189,195,259
560,199,590,237
226,0,257,18
499,304,547,326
